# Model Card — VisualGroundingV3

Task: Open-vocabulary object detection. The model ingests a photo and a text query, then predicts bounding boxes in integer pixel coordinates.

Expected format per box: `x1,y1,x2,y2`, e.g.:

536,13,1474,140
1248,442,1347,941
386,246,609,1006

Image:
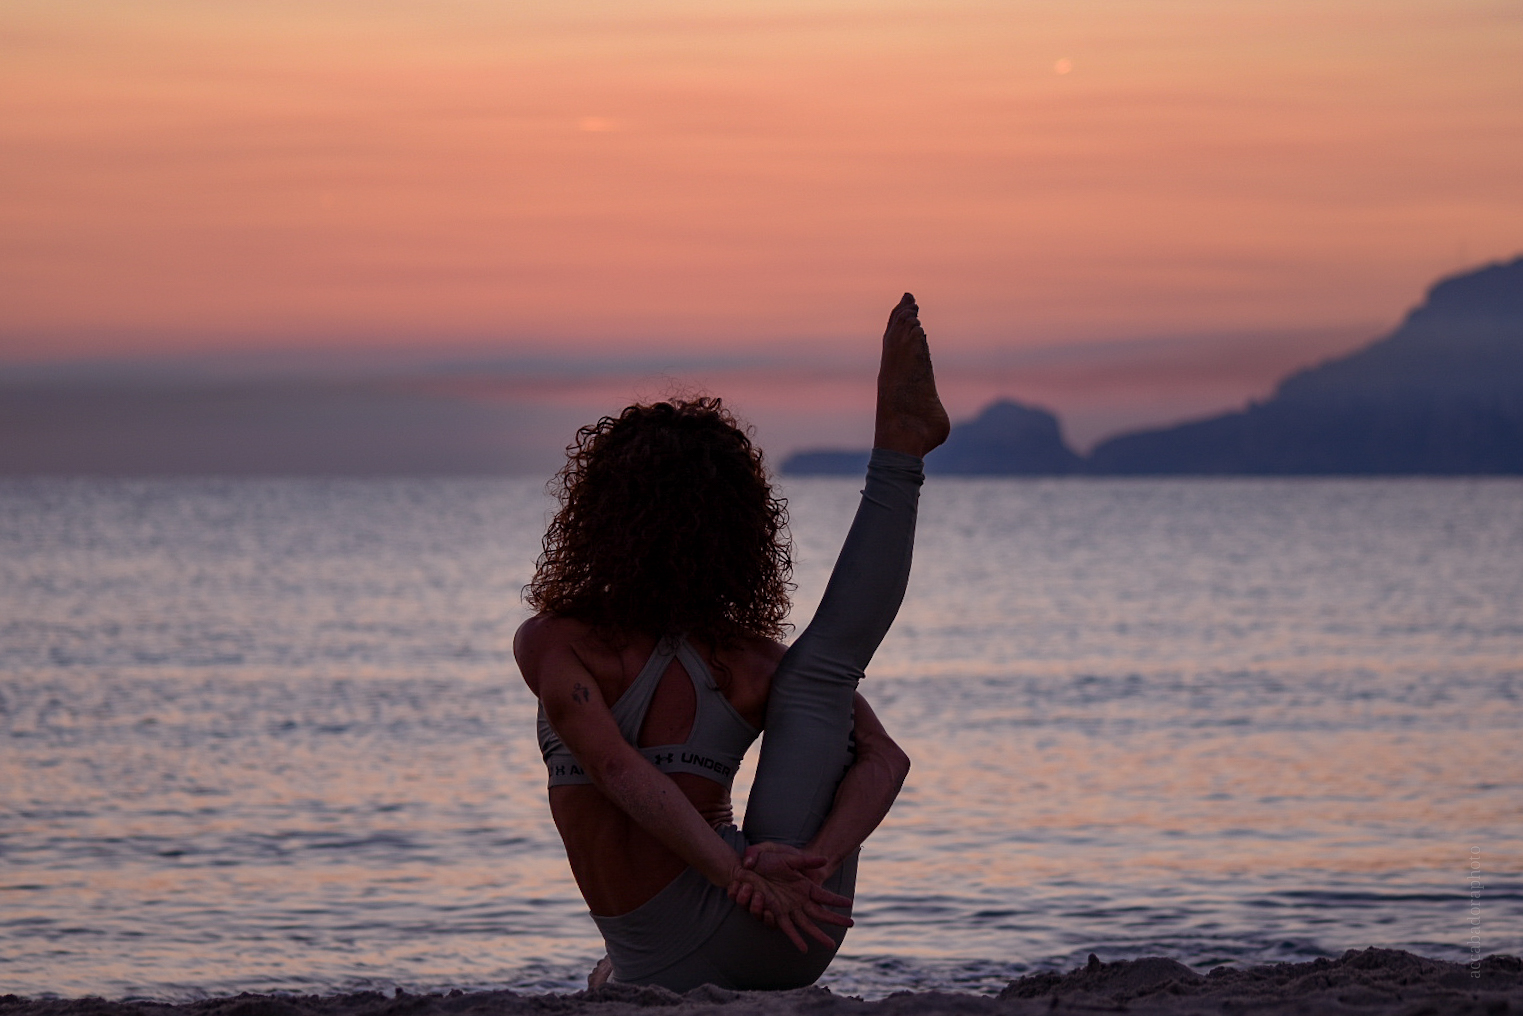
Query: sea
2,476,1520,1000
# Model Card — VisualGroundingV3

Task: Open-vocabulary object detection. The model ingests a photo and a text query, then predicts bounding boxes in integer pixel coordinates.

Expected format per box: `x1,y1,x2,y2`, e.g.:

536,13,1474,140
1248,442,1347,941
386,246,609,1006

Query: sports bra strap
672,638,720,692
606,635,682,742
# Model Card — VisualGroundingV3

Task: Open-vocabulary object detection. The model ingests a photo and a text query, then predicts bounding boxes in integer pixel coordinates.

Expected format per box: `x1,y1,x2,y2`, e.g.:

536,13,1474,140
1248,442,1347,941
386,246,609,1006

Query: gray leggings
592,448,924,991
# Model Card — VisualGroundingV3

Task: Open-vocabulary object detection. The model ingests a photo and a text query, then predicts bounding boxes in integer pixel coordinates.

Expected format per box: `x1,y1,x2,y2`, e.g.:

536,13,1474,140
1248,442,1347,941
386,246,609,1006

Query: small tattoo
571,682,591,704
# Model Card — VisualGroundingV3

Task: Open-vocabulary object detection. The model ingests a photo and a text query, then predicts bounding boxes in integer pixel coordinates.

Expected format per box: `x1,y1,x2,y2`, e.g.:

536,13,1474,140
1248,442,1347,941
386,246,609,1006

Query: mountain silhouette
1087,256,1523,473
927,400,1081,475
782,401,1080,476
781,256,1523,476
782,449,874,476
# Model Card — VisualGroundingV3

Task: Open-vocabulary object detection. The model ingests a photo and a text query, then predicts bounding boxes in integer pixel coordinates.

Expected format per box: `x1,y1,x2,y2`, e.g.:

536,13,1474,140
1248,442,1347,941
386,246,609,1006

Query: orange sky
2,1,1521,374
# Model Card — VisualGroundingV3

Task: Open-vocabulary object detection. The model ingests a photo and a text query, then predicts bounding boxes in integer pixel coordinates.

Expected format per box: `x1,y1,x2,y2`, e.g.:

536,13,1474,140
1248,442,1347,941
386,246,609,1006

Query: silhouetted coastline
784,257,1523,476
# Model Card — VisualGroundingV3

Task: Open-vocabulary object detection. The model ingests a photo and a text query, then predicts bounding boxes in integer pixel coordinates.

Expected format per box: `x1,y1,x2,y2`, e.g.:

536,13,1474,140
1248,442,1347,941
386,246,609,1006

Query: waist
590,824,749,979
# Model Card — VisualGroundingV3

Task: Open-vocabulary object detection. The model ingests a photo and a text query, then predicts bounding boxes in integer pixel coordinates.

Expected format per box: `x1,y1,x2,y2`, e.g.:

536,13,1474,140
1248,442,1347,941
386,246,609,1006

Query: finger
805,902,854,928
797,913,838,951
810,885,854,909
777,913,809,954
736,887,766,922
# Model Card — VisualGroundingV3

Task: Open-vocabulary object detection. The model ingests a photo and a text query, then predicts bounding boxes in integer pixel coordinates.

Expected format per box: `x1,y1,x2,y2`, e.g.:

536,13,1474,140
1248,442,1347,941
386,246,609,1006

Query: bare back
515,615,785,916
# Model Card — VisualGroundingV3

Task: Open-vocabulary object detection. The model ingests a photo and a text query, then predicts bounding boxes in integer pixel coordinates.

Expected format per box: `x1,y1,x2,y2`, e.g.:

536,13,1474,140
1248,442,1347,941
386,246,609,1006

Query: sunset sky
3,0,1521,453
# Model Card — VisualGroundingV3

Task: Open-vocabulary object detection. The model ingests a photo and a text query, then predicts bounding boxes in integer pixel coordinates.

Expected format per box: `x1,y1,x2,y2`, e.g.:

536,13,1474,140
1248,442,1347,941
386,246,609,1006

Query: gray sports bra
537,635,760,789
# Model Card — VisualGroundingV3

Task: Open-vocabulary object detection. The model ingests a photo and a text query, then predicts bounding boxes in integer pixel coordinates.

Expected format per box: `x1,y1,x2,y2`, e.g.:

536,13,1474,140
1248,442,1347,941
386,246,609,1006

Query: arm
737,693,909,891
537,641,743,889
537,640,852,949
805,693,911,875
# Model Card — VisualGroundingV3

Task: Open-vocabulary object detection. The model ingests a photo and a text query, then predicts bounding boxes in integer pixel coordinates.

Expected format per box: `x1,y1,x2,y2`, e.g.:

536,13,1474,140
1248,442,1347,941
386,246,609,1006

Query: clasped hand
726,842,853,953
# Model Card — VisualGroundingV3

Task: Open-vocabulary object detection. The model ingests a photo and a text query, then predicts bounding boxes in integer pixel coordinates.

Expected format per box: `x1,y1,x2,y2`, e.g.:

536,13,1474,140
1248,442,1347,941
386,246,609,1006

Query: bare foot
587,954,613,990
874,293,950,458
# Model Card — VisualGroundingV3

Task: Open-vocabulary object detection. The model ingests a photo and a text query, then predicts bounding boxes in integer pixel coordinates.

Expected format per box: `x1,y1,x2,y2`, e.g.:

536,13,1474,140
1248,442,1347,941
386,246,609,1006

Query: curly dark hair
526,397,793,647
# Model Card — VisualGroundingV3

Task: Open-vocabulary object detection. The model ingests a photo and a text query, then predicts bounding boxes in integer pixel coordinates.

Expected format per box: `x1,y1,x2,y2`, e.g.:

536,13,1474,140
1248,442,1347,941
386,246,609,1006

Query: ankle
874,422,936,458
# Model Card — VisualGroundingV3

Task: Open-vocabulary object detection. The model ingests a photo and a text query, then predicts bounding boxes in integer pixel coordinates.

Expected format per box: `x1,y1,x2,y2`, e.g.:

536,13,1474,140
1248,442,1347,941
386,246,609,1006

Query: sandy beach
6,950,1518,1016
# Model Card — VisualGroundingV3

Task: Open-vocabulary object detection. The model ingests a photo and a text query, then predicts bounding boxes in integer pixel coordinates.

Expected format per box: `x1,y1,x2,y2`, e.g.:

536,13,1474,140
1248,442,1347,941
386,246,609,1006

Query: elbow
885,742,911,786
856,731,911,785
587,751,636,793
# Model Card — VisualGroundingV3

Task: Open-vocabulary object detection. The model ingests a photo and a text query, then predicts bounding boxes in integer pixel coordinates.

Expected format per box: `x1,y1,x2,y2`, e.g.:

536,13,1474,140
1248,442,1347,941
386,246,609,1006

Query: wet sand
5,950,1518,1016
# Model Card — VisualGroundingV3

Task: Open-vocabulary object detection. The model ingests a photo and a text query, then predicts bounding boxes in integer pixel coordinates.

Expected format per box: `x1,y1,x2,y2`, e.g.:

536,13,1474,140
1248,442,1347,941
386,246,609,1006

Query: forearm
804,741,909,874
531,639,744,890
595,757,742,888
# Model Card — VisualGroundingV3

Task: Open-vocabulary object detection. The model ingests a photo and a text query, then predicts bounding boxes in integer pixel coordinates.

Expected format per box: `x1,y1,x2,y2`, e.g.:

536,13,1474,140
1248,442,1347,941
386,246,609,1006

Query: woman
515,294,949,991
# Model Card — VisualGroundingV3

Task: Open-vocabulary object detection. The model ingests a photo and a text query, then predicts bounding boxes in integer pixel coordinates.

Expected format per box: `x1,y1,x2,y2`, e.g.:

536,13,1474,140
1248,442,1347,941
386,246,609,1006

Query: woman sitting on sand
515,295,949,991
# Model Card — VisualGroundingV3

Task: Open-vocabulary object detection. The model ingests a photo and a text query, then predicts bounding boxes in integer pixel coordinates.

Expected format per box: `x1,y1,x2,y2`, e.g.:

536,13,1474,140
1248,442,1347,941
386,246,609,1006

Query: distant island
784,256,1523,476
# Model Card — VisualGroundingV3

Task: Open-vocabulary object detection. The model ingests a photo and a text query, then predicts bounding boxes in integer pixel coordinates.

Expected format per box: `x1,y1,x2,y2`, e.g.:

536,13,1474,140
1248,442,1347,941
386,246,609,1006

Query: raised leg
743,294,947,847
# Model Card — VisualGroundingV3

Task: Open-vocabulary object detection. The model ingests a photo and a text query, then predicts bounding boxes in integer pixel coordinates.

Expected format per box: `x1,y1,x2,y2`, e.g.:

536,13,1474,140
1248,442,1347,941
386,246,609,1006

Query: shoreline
5,950,1519,1016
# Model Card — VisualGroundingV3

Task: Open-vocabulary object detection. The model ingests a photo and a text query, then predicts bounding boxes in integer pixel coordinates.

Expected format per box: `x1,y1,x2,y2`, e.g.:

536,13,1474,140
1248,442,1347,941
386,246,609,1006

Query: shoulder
703,633,784,672
515,614,599,693
746,635,788,671
709,635,788,720
514,612,585,661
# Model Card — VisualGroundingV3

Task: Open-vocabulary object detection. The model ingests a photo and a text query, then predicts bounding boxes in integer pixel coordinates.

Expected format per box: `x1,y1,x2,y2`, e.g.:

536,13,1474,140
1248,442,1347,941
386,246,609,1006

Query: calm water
2,477,1520,999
